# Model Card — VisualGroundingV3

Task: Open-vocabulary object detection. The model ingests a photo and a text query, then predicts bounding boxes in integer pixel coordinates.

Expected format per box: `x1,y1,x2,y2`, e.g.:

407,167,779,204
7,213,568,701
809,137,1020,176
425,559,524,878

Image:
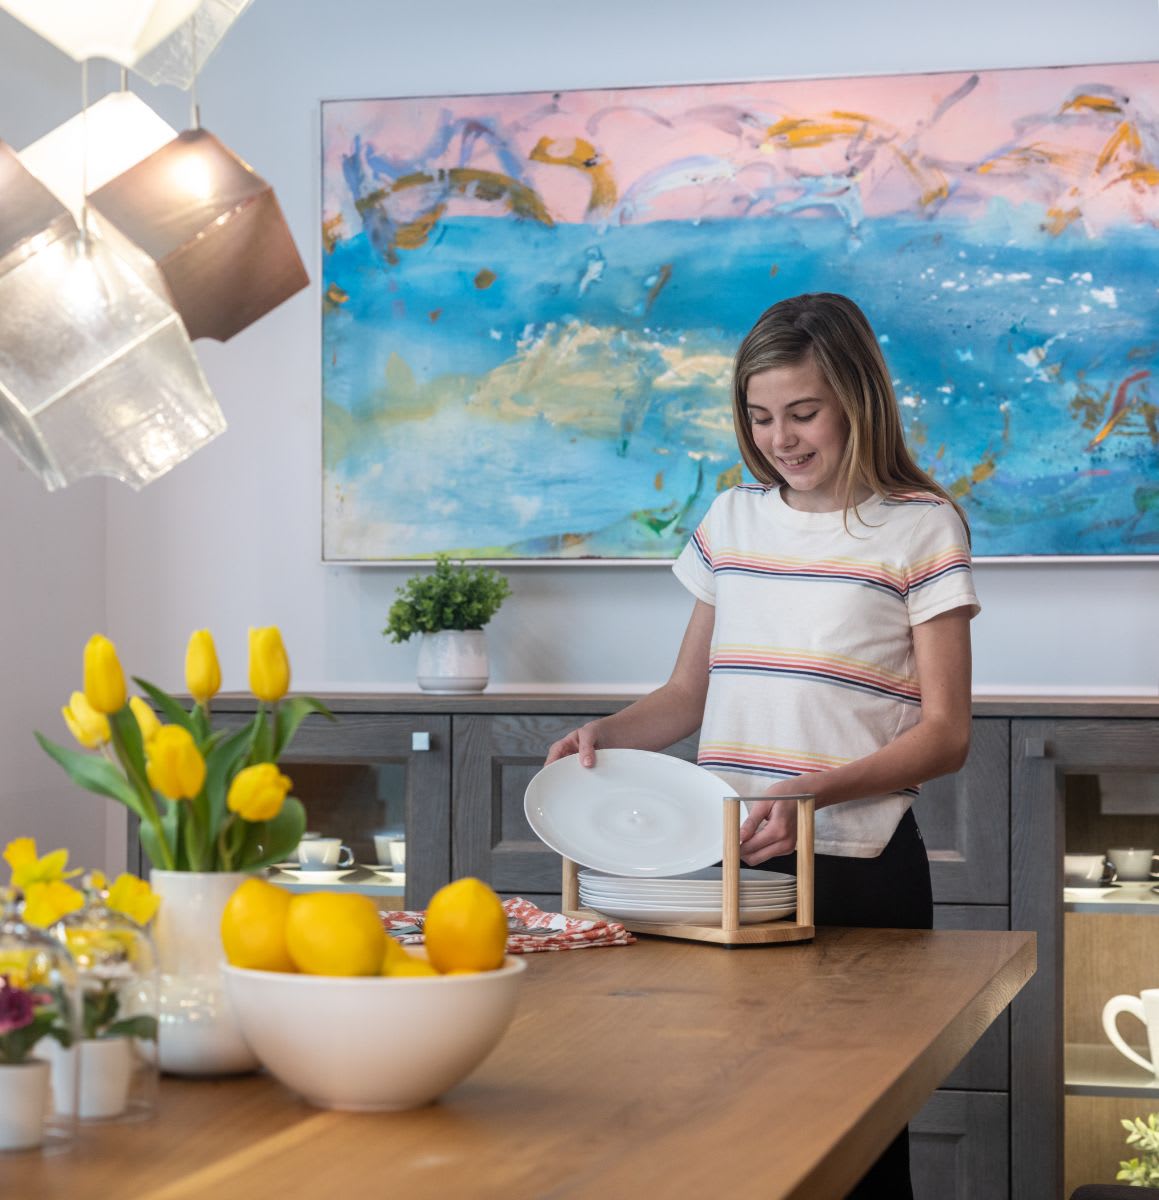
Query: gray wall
2,0,1158,869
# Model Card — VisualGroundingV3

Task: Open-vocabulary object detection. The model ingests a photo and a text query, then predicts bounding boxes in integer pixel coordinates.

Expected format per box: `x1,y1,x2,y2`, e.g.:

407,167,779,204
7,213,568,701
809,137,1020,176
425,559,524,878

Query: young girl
545,292,980,1199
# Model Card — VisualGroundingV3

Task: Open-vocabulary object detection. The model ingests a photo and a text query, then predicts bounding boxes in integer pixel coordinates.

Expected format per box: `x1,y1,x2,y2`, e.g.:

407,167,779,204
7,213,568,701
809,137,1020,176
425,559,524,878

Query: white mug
373,833,406,869
297,837,354,867
1103,989,1159,1077
1063,854,1116,887
1107,848,1159,882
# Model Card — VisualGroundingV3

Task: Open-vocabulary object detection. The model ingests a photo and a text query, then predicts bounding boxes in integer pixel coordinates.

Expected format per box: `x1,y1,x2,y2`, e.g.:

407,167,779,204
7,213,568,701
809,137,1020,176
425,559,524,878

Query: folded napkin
381,896,635,953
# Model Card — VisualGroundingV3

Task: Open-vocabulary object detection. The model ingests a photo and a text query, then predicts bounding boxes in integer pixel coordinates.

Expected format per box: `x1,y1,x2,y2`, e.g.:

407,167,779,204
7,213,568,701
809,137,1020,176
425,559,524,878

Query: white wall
3,0,1159,867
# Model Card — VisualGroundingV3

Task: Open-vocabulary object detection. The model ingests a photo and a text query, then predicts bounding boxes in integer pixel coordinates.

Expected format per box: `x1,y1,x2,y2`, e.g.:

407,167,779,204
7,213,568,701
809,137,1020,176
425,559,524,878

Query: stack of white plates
579,866,796,927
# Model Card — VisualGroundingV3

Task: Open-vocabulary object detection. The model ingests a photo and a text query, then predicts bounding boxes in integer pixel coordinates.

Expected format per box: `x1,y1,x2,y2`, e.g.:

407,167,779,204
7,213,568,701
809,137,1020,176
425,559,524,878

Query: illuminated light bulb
0,231,226,491
0,0,201,67
89,128,309,342
131,0,255,89
19,92,177,221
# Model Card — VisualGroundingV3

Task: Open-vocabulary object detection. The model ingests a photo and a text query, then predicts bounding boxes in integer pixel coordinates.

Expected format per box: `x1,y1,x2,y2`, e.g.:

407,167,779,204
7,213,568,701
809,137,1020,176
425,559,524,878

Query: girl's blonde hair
731,292,970,538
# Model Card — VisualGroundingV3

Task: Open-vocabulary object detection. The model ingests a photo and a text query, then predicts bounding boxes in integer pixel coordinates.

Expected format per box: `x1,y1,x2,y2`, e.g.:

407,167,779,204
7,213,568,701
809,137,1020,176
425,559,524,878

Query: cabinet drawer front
911,1089,1008,1200
913,718,1009,905
934,905,1009,1091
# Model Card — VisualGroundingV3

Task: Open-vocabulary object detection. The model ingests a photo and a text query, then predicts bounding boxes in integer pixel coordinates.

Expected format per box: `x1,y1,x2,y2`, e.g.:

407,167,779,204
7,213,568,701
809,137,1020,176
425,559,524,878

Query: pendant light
0,1,201,67
131,0,255,90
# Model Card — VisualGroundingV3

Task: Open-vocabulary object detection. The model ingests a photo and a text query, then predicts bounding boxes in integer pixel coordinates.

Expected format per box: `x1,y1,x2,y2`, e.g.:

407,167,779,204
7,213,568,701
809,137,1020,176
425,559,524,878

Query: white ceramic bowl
222,956,526,1110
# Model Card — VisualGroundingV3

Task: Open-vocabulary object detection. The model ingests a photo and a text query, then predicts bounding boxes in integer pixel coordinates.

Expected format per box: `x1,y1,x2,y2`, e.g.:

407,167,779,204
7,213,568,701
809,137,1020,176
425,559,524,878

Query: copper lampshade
87,127,308,342
0,140,77,276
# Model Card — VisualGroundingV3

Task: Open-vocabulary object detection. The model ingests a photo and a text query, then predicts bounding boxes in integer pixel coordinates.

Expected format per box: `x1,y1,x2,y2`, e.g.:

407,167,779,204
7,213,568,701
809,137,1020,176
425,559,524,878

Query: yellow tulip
146,726,206,801
227,763,293,823
3,838,81,890
23,880,84,928
83,634,127,715
62,690,110,749
129,696,162,744
185,629,222,705
248,626,290,703
106,874,161,926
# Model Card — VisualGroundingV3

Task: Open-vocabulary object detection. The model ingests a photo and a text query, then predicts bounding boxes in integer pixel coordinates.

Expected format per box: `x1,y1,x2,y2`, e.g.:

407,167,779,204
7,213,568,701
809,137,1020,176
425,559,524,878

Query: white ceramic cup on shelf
297,837,354,867
1063,854,1116,887
1107,848,1159,882
374,833,406,869
1103,989,1159,1078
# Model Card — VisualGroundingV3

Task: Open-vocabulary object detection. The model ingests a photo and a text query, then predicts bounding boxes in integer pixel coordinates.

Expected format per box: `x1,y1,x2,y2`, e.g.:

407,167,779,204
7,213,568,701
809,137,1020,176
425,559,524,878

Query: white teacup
1104,989,1159,1078
1063,854,1116,887
297,837,353,868
373,833,406,870
1108,848,1158,882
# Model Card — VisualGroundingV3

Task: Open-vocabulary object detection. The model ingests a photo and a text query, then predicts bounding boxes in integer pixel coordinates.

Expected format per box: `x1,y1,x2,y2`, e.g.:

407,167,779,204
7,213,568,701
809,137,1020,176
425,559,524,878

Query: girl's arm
544,600,714,765
738,606,973,864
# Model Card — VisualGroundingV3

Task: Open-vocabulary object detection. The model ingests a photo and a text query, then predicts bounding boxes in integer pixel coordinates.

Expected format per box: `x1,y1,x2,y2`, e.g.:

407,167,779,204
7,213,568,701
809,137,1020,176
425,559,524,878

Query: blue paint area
323,209,1159,559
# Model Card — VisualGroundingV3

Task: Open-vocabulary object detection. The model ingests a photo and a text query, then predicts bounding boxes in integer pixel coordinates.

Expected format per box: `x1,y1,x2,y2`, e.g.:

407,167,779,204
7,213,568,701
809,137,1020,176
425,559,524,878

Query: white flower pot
0,1059,50,1151
416,630,489,693
40,1037,133,1120
149,871,259,1077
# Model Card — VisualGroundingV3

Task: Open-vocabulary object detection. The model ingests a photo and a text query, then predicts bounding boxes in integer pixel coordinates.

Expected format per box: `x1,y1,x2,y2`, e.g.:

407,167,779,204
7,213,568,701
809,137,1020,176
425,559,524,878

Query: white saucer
272,866,355,883
524,749,741,877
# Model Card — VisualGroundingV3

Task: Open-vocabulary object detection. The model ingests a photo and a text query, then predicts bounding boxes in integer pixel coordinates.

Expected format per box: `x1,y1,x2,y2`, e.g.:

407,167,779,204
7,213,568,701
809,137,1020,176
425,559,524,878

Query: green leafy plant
383,556,511,644
1118,1113,1159,1186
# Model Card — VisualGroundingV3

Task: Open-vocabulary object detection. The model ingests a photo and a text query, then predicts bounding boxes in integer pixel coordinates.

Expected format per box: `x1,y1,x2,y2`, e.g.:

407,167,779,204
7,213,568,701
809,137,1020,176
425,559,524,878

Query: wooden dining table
12,927,1035,1200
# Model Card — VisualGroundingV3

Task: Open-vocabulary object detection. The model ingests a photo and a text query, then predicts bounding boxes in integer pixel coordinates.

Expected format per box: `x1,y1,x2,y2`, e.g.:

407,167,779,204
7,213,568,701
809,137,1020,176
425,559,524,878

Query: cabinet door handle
411,731,431,752
1023,737,1048,758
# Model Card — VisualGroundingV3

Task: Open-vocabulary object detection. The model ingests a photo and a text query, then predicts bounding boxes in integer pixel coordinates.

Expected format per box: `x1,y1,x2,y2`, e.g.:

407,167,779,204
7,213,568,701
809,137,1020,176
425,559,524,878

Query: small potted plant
0,972,72,1150
383,555,511,693
1118,1113,1159,1185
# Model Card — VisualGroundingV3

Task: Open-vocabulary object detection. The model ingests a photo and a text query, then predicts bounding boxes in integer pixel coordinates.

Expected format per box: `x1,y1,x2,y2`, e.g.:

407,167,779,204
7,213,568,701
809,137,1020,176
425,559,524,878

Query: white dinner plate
584,899,797,926
581,886,794,905
270,866,355,883
524,749,741,877
580,866,795,888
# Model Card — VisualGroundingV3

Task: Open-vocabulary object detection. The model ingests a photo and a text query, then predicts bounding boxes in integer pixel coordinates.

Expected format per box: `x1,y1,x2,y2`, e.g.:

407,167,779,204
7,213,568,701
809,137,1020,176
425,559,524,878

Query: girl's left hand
738,779,806,865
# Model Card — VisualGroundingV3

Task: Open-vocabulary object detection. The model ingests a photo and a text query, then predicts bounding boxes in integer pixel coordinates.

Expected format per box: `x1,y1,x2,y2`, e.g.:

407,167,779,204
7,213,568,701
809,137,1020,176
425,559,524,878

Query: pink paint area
323,62,1159,235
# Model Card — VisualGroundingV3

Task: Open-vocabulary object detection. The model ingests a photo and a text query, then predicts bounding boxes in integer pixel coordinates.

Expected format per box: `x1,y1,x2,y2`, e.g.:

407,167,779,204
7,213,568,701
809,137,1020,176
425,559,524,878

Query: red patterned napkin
381,896,635,953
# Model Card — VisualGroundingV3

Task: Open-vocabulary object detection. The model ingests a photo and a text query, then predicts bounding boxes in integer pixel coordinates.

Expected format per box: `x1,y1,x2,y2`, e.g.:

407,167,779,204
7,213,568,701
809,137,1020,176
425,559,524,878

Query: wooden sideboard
128,692,1159,1200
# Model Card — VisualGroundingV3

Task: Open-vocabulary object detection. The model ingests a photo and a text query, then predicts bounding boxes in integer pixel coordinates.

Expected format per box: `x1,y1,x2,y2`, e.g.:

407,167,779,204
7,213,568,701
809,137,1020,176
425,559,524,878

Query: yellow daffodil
87,870,107,891
226,763,293,823
248,626,290,704
3,837,81,891
146,726,206,801
129,696,161,743
22,880,84,927
83,634,127,715
185,630,222,705
61,691,110,749
0,947,37,988
106,874,160,926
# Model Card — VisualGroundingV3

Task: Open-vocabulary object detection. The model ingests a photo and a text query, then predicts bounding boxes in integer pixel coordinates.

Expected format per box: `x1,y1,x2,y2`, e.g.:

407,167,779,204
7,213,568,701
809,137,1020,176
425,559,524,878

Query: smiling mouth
778,453,815,468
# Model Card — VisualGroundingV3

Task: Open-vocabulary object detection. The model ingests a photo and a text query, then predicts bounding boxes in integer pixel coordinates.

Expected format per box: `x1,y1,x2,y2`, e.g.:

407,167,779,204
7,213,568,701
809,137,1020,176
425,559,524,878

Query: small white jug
1103,988,1159,1076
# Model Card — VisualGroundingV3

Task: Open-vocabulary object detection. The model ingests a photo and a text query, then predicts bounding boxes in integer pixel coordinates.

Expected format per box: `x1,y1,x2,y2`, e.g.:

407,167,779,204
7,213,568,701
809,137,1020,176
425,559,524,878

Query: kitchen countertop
14,927,1035,1200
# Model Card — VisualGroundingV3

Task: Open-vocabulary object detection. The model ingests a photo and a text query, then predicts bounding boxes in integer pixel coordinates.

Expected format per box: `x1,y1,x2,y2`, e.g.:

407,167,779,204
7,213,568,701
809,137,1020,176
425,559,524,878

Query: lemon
387,951,440,977
285,892,386,976
220,878,295,972
423,877,507,973
380,935,413,975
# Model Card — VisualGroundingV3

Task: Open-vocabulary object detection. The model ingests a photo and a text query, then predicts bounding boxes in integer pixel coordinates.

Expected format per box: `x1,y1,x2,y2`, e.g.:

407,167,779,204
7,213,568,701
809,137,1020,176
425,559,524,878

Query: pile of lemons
221,875,508,977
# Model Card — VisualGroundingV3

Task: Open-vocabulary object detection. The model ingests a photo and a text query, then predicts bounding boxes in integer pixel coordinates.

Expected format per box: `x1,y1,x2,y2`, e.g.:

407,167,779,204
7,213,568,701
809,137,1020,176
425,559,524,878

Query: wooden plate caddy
561,794,815,946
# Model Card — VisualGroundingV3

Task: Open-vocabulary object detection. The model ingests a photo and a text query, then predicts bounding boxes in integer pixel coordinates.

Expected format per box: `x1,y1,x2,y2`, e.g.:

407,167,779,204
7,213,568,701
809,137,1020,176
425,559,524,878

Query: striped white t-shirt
672,484,980,857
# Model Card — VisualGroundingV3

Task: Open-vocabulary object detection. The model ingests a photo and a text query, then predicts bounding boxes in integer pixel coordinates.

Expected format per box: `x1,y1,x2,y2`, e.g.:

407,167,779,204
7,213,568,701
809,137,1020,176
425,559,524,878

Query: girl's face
744,355,850,513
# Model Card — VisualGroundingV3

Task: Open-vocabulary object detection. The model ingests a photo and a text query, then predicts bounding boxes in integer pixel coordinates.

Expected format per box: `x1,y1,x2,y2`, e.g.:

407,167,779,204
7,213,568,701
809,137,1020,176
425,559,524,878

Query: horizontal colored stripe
691,526,712,571
699,741,920,797
713,550,907,599
709,645,920,705
904,549,972,594
880,491,947,506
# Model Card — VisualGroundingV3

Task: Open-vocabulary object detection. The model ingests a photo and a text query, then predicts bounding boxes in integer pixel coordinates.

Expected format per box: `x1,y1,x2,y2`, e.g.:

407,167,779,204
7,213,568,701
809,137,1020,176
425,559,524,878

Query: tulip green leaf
273,697,335,759
249,708,274,765
34,734,147,819
204,721,259,841
138,821,168,872
243,797,307,870
131,678,194,734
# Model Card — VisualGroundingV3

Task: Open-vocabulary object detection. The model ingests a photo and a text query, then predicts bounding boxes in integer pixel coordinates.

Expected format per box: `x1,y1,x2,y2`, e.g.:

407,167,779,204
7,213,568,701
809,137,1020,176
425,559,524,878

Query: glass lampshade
0,230,226,491
19,92,177,222
89,127,309,342
131,0,255,90
0,0,201,66
0,141,77,277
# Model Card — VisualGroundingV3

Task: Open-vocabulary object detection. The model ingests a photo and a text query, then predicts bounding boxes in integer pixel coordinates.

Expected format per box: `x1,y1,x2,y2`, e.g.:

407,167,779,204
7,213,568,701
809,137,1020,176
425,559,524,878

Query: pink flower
0,975,38,1036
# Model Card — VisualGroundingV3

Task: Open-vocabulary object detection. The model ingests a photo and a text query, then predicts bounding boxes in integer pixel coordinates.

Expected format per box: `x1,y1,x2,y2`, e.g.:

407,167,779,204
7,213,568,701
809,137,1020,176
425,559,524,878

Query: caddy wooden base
562,794,815,946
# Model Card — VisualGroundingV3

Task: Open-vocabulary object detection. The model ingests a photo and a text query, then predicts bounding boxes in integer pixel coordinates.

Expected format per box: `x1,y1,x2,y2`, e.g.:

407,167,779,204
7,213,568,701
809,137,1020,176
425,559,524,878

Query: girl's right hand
544,721,600,767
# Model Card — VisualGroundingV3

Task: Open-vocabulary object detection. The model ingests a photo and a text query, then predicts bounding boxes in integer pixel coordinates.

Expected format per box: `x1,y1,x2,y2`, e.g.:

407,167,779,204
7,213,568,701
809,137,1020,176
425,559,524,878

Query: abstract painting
322,62,1159,561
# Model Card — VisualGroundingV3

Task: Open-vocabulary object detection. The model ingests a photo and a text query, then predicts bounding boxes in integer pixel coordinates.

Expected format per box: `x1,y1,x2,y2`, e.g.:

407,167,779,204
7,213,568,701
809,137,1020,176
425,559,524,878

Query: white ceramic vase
40,1037,133,1120
149,871,259,1077
416,630,489,693
0,1059,50,1151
